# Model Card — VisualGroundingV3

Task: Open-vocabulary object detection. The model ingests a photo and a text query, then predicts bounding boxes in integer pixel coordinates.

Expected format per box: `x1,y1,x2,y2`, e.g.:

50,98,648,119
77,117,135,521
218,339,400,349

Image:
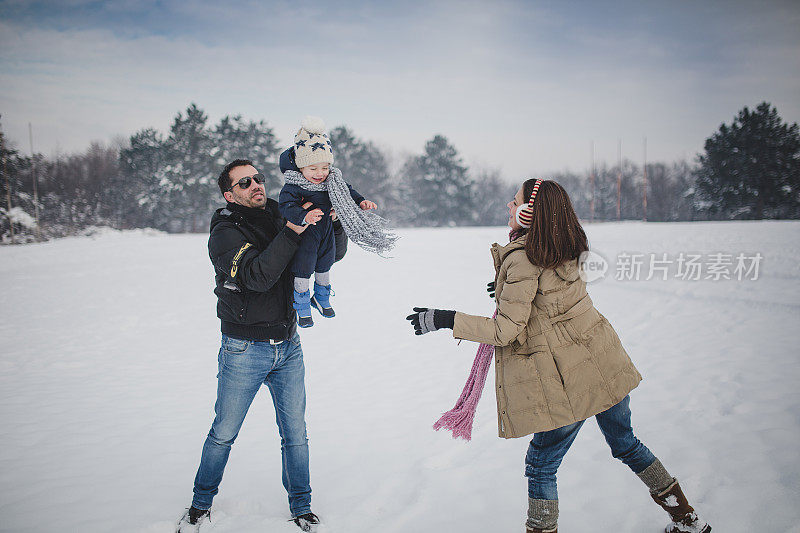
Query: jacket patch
230,243,253,278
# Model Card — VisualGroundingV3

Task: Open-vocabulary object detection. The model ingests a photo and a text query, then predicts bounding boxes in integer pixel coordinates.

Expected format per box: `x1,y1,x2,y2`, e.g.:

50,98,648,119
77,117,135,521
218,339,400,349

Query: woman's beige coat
453,237,642,439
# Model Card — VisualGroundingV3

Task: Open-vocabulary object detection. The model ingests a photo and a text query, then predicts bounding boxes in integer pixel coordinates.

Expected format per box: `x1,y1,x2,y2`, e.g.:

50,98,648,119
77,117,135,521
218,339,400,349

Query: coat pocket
510,327,528,351
551,341,604,409
551,342,592,376
515,331,549,356
219,289,248,322
562,321,585,345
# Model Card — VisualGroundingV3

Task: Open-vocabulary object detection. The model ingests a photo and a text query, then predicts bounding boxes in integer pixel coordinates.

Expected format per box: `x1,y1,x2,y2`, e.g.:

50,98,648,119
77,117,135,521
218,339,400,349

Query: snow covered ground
1,221,799,533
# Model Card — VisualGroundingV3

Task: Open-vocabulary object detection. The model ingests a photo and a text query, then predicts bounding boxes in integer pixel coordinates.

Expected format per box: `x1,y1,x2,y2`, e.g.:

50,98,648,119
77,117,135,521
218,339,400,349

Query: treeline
2,102,798,243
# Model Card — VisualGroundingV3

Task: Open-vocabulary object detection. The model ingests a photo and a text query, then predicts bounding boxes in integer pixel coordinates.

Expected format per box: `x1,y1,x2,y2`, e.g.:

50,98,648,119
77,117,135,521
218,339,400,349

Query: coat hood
279,147,299,173
210,207,232,233
555,258,581,282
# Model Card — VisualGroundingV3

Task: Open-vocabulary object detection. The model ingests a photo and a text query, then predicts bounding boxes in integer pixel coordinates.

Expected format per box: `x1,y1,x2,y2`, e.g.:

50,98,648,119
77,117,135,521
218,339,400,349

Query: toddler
279,117,396,327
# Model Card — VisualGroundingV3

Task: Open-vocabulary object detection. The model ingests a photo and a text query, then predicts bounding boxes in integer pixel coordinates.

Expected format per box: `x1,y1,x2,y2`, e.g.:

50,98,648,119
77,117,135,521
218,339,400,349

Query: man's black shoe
176,506,210,532
292,512,320,532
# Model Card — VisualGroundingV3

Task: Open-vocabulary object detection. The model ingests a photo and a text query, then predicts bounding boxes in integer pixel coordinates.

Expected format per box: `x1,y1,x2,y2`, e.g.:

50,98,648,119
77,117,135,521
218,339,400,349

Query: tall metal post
29,123,41,240
590,141,595,222
643,136,648,221
616,139,622,220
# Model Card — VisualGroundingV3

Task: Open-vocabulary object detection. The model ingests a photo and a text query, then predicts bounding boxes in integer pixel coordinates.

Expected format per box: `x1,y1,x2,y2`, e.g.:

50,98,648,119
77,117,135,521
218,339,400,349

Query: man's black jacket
208,199,347,341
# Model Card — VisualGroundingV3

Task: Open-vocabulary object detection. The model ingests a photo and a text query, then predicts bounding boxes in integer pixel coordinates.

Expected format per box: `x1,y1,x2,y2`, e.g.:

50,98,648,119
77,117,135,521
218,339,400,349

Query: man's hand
286,220,308,234
360,200,377,210
330,208,338,221
305,208,324,225
406,307,456,335
487,281,496,299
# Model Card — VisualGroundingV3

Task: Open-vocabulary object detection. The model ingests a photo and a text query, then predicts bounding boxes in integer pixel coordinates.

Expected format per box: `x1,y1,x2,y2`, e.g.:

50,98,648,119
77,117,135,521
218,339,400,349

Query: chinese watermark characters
612,252,763,281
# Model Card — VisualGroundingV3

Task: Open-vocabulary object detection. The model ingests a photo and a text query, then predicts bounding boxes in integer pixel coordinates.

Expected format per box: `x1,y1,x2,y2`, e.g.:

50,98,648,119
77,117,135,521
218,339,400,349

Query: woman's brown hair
519,179,589,269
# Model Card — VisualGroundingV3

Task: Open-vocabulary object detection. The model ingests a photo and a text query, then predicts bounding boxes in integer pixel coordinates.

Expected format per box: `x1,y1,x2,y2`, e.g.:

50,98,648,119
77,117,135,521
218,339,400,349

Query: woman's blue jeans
525,395,656,500
192,333,311,517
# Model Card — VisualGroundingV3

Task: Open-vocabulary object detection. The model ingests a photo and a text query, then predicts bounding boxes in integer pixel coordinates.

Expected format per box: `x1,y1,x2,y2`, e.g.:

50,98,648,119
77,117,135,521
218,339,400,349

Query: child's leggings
291,218,336,279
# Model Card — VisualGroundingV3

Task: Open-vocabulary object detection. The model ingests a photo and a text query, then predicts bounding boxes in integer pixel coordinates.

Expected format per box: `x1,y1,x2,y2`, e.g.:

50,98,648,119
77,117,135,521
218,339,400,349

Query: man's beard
235,190,266,208
247,194,266,208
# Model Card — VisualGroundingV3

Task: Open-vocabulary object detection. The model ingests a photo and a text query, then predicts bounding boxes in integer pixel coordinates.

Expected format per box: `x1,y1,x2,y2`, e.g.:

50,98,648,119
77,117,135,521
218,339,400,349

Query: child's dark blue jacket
278,147,365,278
278,148,365,226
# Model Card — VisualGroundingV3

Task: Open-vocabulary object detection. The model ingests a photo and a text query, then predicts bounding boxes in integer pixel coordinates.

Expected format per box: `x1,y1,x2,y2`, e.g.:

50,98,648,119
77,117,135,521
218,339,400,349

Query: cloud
1,0,798,179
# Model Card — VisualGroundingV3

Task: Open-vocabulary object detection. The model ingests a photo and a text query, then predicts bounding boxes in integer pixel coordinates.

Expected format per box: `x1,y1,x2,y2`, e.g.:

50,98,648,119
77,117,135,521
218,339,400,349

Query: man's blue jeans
525,395,656,500
192,333,311,517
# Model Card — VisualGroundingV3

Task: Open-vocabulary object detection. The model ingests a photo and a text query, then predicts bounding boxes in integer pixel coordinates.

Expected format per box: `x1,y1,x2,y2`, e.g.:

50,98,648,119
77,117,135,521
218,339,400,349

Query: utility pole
1,119,13,244
590,141,595,222
642,136,648,222
616,139,622,221
29,123,41,241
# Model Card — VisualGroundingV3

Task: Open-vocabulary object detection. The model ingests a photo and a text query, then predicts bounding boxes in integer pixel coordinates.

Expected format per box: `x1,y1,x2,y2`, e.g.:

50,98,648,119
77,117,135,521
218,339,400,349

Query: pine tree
0,120,37,242
212,115,281,198
697,102,800,219
399,135,475,226
163,103,215,232
117,128,167,229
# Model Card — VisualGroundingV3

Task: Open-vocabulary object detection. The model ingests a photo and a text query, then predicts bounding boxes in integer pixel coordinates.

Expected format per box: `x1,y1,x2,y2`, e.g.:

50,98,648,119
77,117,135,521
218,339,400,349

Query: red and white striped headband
515,179,543,228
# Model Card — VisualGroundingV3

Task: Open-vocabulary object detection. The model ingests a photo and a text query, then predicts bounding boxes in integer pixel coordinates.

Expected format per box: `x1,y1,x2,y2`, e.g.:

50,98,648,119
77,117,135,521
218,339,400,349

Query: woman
407,179,710,533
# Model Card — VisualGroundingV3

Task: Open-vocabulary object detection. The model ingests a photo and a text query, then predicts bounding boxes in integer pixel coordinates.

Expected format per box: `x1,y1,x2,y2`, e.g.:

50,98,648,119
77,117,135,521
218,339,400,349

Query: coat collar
490,235,526,271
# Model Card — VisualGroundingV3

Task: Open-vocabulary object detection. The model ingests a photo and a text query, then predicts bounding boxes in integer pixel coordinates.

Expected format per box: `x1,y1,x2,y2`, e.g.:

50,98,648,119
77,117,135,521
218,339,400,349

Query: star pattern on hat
310,142,326,151
307,132,317,139
295,139,306,148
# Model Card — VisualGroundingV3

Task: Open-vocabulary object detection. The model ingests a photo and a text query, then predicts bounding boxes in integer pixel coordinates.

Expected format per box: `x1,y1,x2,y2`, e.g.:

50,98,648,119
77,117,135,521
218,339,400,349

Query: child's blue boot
311,283,335,318
293,289,314,328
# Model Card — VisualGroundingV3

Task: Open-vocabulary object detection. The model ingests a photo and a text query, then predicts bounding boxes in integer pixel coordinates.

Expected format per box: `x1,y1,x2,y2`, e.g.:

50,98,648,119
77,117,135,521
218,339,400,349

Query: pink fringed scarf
434,230,525,441
433,310,498,441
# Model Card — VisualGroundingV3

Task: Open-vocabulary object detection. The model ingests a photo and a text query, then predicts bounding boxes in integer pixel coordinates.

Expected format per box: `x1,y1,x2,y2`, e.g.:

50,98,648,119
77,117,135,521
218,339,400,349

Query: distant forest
1,102,798,243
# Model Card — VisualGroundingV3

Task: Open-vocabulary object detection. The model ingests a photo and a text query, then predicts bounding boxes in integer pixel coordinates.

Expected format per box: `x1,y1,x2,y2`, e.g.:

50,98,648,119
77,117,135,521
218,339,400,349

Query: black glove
406,307,456,335
487,281,496,299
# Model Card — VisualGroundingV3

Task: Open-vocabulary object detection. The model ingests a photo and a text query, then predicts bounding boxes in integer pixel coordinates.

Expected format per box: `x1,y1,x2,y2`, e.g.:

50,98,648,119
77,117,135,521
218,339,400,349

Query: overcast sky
1,0,798,180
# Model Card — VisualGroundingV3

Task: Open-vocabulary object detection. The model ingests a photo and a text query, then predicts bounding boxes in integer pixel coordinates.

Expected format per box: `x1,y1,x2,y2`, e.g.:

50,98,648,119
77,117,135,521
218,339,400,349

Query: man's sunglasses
228,174,265,191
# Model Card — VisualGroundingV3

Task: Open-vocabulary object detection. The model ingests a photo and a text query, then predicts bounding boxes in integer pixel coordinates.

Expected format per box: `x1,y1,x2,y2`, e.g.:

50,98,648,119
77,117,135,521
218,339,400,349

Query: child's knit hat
293,116,334,168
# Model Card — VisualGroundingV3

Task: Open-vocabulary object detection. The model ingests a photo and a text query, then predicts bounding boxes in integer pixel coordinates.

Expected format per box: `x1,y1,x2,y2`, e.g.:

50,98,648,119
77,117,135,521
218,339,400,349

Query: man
177,159,347,532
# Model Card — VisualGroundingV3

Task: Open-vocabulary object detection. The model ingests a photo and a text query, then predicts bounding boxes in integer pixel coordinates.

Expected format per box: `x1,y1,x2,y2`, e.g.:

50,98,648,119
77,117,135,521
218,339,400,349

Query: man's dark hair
218,159,255,195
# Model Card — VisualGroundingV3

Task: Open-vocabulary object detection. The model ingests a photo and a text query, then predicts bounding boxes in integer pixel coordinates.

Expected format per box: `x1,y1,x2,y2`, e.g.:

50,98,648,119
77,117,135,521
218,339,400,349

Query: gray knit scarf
283,167,398,256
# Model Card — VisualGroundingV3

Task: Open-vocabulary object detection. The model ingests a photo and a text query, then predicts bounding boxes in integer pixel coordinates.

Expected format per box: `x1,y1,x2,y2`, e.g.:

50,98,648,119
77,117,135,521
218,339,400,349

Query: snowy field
1,221,799,533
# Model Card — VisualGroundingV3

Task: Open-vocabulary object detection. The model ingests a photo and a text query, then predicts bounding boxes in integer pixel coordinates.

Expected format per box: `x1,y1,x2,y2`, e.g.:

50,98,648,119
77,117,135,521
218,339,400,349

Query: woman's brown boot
651,479,711,533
